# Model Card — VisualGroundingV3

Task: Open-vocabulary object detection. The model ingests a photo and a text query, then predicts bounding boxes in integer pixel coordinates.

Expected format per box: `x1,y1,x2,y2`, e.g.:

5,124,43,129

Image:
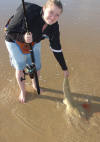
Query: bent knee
16,70,24,78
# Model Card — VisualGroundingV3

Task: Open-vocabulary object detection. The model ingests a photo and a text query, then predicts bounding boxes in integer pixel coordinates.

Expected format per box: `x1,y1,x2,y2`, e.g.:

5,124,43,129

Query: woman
5,0,69,103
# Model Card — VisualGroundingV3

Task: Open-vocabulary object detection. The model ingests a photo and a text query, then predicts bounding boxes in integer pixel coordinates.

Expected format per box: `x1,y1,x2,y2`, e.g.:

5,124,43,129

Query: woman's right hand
24,32,32,43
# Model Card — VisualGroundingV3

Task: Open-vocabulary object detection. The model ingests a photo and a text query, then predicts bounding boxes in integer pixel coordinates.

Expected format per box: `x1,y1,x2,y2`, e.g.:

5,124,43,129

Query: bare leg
16,70,26,103
32,70,40,91
32,70,43,94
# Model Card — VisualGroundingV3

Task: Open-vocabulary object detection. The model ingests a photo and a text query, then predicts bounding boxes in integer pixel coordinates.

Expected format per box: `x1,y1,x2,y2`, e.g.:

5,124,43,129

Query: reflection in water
0,0,100,142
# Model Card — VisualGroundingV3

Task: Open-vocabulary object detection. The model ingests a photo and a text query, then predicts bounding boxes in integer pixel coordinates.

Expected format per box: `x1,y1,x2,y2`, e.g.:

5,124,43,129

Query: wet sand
0,0,100,142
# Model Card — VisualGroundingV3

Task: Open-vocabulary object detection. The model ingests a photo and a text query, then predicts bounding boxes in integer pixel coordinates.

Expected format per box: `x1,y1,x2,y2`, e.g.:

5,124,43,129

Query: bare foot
32,83,37,92
32,84,43,94
19,92,26,103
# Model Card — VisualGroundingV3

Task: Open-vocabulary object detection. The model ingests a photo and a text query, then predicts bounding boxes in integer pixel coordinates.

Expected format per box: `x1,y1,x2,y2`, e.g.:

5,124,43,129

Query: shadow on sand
26,87,100,119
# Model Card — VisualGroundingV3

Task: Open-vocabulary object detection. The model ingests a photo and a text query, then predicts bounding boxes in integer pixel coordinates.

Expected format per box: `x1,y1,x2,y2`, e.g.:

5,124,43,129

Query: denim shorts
5,40,41,71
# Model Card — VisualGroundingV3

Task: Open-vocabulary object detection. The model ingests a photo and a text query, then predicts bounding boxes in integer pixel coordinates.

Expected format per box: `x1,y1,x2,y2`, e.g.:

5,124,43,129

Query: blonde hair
45,0,63,12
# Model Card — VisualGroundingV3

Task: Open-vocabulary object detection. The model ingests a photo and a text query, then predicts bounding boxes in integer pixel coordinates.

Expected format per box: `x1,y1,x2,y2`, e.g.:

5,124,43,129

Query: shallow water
0,0,100,142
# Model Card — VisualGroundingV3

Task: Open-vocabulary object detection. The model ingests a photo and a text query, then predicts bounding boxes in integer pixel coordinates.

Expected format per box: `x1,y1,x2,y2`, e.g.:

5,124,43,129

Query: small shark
63,78,86,118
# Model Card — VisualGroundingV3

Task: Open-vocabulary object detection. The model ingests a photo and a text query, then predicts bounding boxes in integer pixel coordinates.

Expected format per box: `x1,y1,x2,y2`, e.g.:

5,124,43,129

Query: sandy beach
0,0,100,142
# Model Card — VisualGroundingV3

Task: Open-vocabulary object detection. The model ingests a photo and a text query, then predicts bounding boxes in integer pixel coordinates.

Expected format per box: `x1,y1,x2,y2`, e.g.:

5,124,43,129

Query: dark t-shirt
5,2,68,70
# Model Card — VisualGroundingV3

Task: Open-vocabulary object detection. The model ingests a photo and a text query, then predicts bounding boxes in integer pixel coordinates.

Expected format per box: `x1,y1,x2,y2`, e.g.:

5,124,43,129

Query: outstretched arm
53,51,69,78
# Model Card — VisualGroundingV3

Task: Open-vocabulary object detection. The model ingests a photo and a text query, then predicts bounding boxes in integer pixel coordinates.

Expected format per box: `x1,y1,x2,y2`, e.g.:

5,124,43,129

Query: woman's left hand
64,70,69,78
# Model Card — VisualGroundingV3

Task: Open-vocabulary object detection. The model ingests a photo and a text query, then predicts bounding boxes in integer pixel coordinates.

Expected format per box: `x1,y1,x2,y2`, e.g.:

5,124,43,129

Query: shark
63,78,86,118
